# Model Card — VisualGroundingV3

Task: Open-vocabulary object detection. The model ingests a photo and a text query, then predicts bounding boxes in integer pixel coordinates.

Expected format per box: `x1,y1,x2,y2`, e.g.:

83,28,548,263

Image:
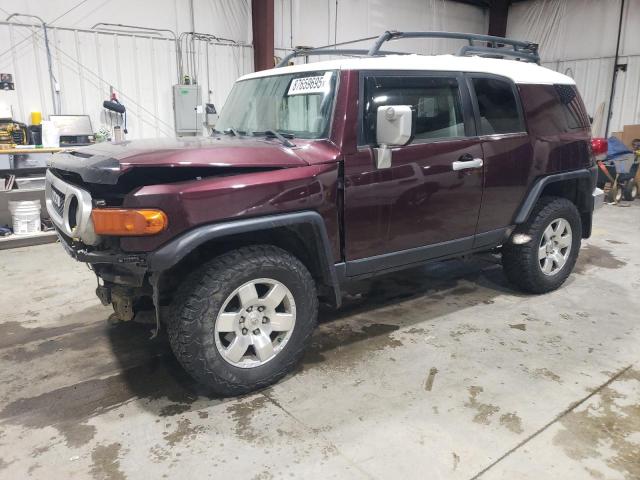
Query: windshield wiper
252,129,296,148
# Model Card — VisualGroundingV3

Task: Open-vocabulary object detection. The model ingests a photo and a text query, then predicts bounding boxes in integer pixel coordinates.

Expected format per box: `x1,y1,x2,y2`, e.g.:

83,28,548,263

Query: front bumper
56,230,148,286
57,233,147,266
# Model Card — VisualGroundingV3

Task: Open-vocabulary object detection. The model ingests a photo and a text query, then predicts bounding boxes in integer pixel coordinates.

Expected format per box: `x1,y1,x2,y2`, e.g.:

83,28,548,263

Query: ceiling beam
488,0,510,37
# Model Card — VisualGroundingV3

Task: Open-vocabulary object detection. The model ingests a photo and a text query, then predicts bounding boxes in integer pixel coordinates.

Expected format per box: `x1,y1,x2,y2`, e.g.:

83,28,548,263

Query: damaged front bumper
57,232,159,326
58,234,147,267
57,231,149,287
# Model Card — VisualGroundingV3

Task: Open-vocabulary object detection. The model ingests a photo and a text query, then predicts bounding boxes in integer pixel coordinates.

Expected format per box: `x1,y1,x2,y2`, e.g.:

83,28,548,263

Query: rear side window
516,84,589,135
362,75,466,145
472,78,525,135
553,84,589,130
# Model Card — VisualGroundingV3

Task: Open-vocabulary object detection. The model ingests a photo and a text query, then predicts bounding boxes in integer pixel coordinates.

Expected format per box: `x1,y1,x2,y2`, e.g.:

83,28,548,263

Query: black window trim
357,70,477,148
464,72,528,138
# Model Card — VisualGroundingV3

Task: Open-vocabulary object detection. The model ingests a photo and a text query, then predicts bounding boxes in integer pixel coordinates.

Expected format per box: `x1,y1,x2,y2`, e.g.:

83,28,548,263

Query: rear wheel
167,245,318,396
502,197,581,294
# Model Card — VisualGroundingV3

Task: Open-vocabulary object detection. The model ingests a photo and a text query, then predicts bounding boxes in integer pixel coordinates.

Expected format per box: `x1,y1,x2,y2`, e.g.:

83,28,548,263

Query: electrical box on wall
173,85,202,135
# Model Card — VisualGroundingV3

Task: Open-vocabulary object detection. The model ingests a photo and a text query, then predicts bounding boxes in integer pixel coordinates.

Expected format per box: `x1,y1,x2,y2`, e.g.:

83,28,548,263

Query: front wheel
502,197,581,294
167,245,318,396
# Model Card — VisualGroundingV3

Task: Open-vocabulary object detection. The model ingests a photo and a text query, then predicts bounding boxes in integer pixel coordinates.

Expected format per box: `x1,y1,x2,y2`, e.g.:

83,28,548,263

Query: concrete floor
0,202,639,480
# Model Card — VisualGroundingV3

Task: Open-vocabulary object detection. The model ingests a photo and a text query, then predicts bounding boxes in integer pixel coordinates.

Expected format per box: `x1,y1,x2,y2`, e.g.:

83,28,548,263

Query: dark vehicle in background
45,32,603,395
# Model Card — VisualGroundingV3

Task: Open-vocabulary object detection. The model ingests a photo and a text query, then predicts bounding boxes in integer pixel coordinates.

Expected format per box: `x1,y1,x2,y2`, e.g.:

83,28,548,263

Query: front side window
472,77,525,135
362,75,466,145
216,70,337,139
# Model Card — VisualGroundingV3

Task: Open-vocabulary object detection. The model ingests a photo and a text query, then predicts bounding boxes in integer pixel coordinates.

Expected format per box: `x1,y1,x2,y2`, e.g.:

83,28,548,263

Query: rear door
343,72,485,275
467,75,534,247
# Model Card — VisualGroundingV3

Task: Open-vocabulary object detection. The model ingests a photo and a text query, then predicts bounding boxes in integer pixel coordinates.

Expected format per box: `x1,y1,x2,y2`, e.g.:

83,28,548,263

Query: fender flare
513,168,594,224
147,211,342,306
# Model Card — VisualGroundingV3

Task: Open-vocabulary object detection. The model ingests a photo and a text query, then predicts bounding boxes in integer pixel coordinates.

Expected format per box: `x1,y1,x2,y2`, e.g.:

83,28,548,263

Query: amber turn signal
91,208,168,236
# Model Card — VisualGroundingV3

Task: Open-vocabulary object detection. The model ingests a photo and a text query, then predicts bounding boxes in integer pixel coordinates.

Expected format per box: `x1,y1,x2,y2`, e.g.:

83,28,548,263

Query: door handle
452,157,483,171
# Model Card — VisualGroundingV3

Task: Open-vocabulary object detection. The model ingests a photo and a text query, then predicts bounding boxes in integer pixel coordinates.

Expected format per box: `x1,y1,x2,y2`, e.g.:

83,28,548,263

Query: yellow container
31,111,42,125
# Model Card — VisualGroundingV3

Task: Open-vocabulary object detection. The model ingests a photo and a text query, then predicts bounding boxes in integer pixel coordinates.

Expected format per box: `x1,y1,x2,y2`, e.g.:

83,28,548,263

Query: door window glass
472,78,525,135
363,76,466,145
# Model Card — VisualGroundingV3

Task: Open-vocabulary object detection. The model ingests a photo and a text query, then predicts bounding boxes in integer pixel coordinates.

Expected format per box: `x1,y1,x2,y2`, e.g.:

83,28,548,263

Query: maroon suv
45,32,602,395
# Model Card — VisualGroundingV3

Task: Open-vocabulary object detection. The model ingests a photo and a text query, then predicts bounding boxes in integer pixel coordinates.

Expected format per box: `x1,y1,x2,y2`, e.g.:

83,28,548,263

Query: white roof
240,54,575,85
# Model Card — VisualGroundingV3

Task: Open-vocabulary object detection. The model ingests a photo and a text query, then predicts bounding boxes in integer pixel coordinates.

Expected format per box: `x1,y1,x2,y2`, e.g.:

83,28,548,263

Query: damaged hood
49,136,319,184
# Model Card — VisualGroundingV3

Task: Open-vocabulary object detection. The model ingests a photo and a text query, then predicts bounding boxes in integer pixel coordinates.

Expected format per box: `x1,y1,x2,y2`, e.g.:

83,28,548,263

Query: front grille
50,184,66,217
46,168,100,245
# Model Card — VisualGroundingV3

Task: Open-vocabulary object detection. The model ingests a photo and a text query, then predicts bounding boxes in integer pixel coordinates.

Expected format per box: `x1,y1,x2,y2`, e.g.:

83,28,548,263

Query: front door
343,72,484,276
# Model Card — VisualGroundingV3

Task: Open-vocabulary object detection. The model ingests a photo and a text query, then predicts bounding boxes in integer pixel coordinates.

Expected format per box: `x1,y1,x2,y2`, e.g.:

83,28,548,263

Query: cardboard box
621,124,640,149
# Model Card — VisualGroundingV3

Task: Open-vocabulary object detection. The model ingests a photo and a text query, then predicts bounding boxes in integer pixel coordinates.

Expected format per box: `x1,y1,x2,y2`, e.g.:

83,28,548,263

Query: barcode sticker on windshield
287,72,332,95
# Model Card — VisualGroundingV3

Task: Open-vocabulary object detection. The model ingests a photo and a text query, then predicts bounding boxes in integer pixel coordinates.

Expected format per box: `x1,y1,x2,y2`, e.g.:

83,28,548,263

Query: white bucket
8,200,41,235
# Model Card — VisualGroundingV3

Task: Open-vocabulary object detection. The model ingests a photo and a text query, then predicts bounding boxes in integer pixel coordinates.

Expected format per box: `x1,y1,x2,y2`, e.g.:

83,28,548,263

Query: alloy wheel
538,218,572,276
214,278,297,368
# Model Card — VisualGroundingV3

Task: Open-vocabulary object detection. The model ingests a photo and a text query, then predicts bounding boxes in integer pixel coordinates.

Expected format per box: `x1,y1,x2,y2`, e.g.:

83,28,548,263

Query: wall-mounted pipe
91,23,180,83
91,23,177,39
177,31,241,83
605,0,626,137
6,13,59,115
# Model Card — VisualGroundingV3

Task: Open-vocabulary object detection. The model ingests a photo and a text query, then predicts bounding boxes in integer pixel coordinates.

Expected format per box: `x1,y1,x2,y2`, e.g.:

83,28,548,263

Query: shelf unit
1,149,61,248
0,230,58,250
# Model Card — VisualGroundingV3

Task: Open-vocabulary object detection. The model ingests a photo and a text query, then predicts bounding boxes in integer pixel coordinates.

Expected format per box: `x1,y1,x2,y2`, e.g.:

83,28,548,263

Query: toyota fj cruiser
46,31,603,395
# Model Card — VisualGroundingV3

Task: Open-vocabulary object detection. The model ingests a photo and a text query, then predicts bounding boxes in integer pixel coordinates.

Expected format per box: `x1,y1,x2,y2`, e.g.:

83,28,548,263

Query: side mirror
375,105,414,168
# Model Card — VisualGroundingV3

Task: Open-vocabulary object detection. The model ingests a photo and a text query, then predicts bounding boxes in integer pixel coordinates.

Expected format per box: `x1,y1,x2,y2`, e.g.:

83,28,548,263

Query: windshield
216,70,337,139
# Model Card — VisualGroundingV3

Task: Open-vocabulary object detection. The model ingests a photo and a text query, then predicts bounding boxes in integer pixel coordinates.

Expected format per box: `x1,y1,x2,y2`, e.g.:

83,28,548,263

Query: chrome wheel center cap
247,311,261,328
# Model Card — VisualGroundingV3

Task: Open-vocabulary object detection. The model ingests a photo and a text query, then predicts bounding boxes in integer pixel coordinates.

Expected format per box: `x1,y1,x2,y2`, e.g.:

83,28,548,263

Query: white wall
0,0,252,138
507,0,640,136
275,0,488,61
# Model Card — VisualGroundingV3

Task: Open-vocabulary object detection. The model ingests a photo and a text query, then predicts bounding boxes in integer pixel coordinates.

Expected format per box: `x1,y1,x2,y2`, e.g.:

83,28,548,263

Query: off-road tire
502,196,581,294
623,179,638,201
167,245,318,396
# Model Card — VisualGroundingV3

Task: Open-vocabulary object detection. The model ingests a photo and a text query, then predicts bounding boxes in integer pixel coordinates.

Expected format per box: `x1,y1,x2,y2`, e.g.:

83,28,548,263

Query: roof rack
275,30,540,68
370,31,540,63
276,48,410,68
